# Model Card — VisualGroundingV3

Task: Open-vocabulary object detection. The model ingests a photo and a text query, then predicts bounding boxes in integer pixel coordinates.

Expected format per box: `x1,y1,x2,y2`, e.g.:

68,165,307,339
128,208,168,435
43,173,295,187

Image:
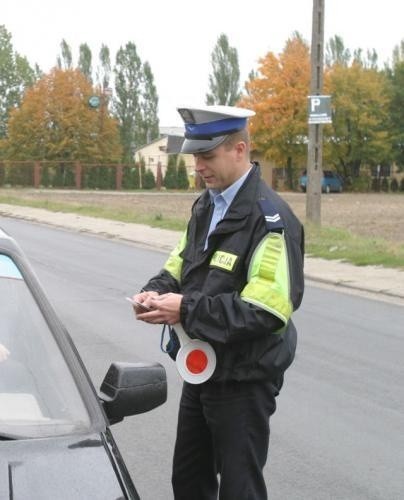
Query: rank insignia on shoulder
258,199,284,232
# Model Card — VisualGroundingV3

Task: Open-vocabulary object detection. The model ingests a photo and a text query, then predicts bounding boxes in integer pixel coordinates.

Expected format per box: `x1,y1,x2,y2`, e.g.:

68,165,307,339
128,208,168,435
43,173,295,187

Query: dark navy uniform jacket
143,164,304,382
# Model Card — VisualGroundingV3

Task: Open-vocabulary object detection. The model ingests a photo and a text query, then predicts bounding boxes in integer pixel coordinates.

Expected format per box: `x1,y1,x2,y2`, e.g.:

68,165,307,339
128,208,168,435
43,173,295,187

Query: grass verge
0,195,187,231
1,195,403,270
305,223,404,269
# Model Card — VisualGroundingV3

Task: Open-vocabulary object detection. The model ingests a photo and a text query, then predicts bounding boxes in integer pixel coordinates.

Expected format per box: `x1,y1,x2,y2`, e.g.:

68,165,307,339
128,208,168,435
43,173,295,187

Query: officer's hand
137,293,183,325
130,291,159,316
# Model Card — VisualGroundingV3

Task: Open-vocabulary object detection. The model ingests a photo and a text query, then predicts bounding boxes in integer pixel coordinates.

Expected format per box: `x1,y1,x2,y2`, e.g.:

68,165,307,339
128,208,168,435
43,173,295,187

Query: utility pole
306,0,325,225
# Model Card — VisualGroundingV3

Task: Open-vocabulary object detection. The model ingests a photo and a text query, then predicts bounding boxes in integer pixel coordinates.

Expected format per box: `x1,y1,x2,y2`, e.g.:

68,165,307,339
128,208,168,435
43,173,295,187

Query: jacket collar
195,163,261,221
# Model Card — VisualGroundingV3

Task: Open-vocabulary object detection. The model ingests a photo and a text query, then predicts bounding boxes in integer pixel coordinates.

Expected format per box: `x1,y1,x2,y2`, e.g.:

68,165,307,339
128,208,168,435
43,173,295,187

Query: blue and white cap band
184,117,248,140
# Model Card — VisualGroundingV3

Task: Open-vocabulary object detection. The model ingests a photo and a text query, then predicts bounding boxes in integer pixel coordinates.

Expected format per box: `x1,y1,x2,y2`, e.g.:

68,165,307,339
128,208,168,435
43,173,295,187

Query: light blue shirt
205,168,252,249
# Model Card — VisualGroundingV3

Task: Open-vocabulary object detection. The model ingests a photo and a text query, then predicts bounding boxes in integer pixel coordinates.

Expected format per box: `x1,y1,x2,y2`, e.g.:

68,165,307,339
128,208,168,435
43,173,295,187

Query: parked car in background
299,170,344,193
0,227,167,499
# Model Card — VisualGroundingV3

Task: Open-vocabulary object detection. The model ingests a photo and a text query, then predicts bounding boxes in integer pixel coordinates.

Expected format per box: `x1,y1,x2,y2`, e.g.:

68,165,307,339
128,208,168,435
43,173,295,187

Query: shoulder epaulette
258,199,284,233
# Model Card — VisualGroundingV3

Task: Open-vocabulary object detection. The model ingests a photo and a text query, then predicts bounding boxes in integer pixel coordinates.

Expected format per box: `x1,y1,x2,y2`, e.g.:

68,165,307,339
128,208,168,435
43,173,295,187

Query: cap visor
181,135,227,154
166,135,185,154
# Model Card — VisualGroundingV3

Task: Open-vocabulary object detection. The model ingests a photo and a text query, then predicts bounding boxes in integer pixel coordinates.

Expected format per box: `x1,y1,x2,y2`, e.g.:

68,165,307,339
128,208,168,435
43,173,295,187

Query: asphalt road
1,217,403,500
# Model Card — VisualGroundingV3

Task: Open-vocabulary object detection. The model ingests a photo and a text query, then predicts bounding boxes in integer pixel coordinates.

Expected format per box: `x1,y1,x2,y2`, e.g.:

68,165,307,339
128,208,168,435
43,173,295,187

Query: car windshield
0,254,91,439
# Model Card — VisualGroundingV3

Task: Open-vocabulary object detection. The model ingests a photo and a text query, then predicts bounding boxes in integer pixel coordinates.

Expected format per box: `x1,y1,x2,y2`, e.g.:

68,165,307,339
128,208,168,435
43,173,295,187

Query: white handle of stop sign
173,323,216,384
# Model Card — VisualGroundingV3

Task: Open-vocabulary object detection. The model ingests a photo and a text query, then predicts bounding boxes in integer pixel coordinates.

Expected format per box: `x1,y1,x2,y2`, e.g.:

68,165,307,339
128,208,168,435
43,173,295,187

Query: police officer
131,105,304,500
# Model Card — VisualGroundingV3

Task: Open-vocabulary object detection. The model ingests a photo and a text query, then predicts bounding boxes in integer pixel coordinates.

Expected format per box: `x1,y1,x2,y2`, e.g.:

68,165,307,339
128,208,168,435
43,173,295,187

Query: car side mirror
99,362,167,425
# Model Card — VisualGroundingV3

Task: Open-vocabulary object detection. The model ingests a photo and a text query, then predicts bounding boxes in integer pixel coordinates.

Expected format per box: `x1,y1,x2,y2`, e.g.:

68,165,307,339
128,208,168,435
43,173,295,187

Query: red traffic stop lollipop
173,324,216,384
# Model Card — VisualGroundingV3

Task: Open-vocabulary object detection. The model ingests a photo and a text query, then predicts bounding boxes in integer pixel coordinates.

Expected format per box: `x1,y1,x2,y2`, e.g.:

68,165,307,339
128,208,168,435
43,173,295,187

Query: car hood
0,432,136,499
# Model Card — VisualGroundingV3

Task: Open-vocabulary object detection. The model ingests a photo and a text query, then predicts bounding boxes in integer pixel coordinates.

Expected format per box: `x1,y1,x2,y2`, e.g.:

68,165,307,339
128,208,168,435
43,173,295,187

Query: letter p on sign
311,97,321,112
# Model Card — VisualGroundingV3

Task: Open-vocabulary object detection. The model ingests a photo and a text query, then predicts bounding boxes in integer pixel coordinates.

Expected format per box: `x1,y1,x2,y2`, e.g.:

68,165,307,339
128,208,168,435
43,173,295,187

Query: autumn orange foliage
239,34,310,172
6,68,122,163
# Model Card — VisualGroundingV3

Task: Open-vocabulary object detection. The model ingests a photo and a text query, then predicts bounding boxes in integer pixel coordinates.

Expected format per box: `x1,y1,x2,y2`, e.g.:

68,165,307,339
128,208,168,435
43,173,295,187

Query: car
0,227,167,499
299,170,343,193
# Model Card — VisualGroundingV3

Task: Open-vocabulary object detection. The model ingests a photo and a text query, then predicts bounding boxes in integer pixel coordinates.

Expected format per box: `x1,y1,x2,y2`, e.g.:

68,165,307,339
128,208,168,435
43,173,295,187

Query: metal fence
0,161,150,190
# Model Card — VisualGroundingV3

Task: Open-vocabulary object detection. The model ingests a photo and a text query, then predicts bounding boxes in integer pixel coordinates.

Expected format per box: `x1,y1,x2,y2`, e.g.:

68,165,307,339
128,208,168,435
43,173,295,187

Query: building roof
159,126,184,136
133,135,167,153
134,126,186,154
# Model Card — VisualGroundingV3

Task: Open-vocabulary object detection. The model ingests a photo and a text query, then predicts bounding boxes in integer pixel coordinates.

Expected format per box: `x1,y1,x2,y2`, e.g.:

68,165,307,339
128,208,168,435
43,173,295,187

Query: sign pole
306,0,325,225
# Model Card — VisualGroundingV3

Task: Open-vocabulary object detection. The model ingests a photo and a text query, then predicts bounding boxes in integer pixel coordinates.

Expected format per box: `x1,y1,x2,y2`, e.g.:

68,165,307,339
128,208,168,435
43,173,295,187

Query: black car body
0,227,167,499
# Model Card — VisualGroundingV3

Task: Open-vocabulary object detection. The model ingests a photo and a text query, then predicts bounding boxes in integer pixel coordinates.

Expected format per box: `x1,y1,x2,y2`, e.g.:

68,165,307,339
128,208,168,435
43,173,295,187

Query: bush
6,162,34,186
85,166,98,189
381,177,389,192
350,174,371,192
371,177,380,192
41,165,51,187
0,163,5,186
97,166,115,189
52,164,75,187
83,166,115,189
122,166,140,189
64,166,76,187
132,167,140,189
143,168,156,189
390,177,399,192
53,166,64,187
164,162,178,189
177,160,189,190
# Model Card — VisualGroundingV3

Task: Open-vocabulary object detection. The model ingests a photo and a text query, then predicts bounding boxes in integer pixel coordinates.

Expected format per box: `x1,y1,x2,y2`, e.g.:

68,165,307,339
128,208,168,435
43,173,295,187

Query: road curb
304,273,404,301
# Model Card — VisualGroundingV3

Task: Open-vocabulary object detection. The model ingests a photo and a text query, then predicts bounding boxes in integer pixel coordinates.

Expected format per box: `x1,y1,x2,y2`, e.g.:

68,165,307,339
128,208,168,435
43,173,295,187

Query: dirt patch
1,189,404,244
282,192,404,244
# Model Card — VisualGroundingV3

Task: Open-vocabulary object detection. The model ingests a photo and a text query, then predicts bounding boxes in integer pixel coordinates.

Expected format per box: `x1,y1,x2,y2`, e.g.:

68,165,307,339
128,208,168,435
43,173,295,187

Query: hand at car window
0,343,10,362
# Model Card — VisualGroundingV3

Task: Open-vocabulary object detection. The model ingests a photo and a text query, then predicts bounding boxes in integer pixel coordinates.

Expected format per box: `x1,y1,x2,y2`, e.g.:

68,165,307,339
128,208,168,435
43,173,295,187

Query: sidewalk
1,203,403,304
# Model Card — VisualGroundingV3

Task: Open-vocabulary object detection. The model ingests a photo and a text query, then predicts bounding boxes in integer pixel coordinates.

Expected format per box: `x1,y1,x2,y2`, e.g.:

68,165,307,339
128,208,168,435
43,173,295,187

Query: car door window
0,254,91,439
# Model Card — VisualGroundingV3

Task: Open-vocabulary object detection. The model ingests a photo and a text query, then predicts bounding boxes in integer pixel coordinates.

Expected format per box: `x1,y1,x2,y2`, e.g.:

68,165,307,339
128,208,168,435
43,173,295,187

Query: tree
392,40,404,66
122,165,140,189
6,68,122,164
57,39,73,69
324,61,391,180
177,158,189,189
240,33,310,188
113,42,143,162
206,34,241,105
352,48,379,69
34,63,43,80
78,43,92,82
0,25,37,139
113,42,160,162
143,168,156,189
325,35,351,67
244,69,258,97
387,57,404,167
96,44,111,90
140,61,159,143
164,155,178,189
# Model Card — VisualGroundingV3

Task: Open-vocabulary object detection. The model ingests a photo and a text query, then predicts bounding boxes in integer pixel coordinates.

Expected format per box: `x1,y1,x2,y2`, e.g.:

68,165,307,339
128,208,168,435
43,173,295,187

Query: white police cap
177,105,255,154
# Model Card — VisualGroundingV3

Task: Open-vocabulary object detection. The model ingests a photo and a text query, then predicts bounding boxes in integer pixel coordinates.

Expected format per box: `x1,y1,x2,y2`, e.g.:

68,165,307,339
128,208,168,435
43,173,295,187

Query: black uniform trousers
172,378,280,500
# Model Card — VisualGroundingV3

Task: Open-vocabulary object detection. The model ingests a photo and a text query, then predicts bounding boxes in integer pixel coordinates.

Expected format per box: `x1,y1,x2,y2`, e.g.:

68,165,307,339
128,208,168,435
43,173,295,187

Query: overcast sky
3,0,404,126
